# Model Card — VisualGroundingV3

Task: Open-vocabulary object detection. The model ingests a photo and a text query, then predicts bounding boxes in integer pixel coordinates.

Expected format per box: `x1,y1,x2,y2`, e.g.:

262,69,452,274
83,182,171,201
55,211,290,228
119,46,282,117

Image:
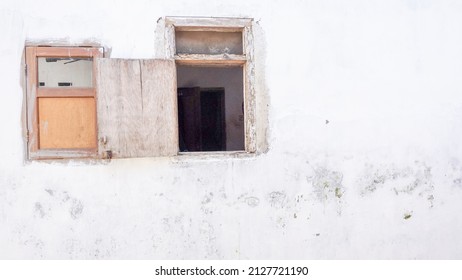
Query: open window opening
177,66,244,152
170,17,252,153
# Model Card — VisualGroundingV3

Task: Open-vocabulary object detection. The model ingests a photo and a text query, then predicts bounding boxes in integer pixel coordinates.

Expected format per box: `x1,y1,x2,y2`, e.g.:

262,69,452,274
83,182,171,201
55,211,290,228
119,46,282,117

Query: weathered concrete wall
1,0,462,259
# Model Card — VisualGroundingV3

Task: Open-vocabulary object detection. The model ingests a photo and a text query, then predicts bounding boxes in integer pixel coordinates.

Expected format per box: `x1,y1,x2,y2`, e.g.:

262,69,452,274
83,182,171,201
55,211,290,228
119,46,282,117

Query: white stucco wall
1,0,462,259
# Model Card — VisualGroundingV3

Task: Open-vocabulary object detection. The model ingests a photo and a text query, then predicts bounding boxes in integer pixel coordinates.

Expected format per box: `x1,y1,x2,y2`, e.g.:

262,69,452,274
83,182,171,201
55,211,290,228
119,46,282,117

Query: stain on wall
311,167,344,201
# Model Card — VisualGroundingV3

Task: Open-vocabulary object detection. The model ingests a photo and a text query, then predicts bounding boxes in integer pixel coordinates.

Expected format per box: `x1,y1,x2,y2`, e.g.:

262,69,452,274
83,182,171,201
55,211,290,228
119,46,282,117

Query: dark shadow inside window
177,66,244,152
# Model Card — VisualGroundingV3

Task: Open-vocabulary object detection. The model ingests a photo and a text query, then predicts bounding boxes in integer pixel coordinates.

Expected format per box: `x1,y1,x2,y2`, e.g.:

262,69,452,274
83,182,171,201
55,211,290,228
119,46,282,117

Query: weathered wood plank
174,54,246,66
96,58,177,158
166,17,252,29
35,47,103,58
29,149,96,160
96,59,141,158
25,47,39,155
37,88,95,97
243,24,257,153
140,59,178,156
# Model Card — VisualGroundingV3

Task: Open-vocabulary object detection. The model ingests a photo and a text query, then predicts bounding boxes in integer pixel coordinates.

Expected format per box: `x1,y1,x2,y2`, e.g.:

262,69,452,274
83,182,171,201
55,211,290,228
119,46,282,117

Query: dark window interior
176,66,245,152
178,87,225,152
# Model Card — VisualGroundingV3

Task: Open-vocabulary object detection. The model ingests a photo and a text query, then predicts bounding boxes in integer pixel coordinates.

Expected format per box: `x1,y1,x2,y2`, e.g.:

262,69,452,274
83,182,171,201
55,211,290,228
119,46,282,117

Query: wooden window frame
25,46,103,160
165,17,257,154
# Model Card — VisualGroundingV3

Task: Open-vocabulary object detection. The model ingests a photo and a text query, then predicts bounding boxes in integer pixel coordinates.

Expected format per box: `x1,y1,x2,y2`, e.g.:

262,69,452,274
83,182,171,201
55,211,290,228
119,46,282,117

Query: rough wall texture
1,0,462,259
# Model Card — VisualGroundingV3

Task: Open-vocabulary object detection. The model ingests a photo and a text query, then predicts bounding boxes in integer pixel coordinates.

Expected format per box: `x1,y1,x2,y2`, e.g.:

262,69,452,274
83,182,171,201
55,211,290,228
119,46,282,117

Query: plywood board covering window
38,97,96,149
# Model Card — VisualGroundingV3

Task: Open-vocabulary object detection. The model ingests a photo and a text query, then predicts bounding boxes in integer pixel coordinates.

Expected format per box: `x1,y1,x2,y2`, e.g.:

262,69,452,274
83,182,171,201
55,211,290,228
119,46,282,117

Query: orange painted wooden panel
38,97,96,149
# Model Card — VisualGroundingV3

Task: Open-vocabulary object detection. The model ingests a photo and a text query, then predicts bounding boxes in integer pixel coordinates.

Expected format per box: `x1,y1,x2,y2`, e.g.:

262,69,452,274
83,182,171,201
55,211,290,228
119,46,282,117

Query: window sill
28,148,97,161
174,54,246,66
174,151,257,161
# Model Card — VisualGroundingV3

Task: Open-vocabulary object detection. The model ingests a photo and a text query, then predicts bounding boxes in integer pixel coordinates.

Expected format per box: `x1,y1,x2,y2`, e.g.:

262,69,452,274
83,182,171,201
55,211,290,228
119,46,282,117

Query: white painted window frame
165,16,257,154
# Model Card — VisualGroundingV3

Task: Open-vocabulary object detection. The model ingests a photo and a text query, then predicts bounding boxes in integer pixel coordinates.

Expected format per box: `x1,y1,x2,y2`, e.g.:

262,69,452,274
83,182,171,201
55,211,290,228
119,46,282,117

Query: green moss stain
335,187,342,198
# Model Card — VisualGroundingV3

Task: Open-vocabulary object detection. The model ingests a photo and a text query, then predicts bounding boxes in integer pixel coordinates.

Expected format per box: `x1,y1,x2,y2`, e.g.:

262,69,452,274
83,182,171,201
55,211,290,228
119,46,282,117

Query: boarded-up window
38,97,96,149
25,46,178,160
25,46,103,159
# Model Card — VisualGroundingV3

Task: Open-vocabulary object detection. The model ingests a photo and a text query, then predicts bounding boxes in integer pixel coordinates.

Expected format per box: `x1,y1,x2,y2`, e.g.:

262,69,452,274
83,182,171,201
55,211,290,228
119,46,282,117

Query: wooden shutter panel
96,58,178,158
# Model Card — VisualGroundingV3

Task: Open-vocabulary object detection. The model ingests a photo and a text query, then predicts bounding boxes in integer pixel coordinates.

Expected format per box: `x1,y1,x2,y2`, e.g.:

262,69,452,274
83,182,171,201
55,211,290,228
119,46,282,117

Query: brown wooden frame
165,17,256,154
25,46,103,160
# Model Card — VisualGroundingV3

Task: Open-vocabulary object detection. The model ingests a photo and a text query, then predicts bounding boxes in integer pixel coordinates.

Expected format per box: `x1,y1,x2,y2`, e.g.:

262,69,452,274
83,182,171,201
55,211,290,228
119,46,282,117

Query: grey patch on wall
295,194,304,203
219,187,227,199
245,196,260,207
65,238,83,259
360,162,434,198
360,165,392,194
90,237,117,259
34,189,85,220
237,193,260,207
201,206,213,215
427,195,434,208
34,202,48,219
44,189,54,196
43,189,72,202
393,164,433,195
162,215,185,235
199,220,219,259
454,178,462,188
276,215,286,229
450,160,462,188
69,199,84,219
201,192,213,204
63,192,71,202
24,236,44,258
267,191,287,208
201,193,214,215
172,176,180,184
312,168,344,201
